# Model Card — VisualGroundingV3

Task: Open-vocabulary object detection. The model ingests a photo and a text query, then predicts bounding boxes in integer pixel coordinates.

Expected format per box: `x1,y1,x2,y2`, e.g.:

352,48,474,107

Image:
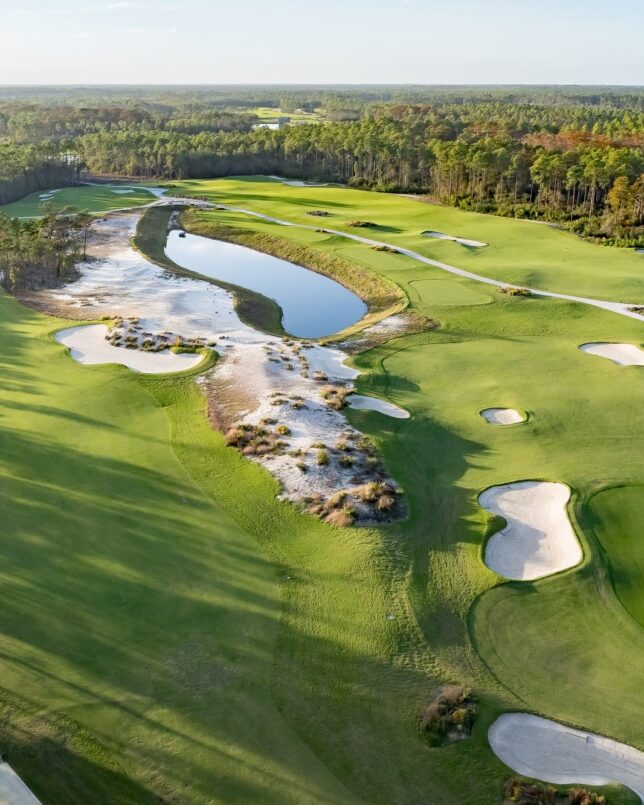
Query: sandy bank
0,762,41,804
480,408,526,425
579,342,644,366
480,481,582,580
347,395,410,419
55,324,204,374
489,713,644,800
39,211,401,524
422,230,486,248
267,175,327,187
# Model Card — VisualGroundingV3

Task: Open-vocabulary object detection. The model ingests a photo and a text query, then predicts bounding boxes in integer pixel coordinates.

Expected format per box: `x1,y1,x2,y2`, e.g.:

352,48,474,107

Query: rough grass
0,184,156,218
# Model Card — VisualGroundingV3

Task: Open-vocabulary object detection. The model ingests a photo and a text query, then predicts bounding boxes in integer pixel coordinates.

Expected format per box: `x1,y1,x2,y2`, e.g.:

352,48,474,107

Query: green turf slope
1,177,642,804
0,185,156,218
171,176,644,303
586,485,644,627
0,292,353,804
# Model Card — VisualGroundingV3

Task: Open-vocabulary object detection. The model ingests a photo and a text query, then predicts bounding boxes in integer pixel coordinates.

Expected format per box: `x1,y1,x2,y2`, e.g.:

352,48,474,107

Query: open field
0,176,642,803
0,185,157,218
251,106,324,123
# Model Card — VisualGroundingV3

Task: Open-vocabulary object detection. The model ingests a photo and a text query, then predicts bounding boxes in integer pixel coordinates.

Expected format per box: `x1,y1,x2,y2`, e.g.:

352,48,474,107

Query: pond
165,230,367,338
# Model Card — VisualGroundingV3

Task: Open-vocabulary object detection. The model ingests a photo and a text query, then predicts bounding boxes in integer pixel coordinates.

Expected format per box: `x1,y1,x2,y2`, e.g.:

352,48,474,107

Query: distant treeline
0,143,80,205
0,87,642,243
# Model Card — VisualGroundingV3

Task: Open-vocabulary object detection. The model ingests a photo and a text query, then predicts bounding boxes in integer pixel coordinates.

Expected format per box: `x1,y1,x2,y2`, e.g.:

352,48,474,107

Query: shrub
325,507,357,527
276,424,291,436
371,244,398,253
503,778,557,805
567,790,606,805
316,449,329,466
346,220,376,228
326,491,347,509
306,210,329,217
499,286,532,297
419,685,477,745
376,493,395,511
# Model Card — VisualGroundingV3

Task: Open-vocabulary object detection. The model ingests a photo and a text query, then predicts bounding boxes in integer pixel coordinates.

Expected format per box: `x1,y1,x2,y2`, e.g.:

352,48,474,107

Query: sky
0,0,641,86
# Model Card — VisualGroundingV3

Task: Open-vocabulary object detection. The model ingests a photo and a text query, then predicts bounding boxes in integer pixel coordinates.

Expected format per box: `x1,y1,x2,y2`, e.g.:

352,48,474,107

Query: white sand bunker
480,481,582,580
55,324,204,374
489,714,644,800
347,394,410,419
0,762,41,804
579,342,644,366
422,230,486,248
111,188,134,194
480,408,526,426
268,175,327,187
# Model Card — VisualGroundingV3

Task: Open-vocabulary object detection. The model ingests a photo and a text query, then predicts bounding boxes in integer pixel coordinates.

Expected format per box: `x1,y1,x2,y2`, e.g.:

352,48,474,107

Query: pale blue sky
0,0,641,85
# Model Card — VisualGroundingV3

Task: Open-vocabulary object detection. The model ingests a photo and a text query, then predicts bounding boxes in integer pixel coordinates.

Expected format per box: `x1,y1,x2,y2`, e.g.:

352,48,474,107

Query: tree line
1,88,642,244
0,142,80,205
0,204,91,290
74,104,643,243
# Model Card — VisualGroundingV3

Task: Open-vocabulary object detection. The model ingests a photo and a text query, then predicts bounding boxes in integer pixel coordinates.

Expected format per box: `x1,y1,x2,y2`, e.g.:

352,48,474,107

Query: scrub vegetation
0,174,642,804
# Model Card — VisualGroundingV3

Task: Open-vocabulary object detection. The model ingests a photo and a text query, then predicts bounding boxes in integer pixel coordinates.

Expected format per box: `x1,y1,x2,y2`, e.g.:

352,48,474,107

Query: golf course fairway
0,176,642,804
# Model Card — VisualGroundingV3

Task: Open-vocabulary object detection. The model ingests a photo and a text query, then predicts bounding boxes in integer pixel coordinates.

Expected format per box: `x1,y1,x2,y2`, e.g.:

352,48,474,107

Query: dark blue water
165,230,367,338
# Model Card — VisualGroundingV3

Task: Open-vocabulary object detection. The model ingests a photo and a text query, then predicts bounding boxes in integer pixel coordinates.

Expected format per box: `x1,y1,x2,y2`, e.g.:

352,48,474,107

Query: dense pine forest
1,85,642,244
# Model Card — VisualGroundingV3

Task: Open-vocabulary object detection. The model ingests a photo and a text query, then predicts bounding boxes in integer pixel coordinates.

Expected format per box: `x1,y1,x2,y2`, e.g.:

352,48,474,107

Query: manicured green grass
0,184,156,218
172,176,644,303
586,485,644,627
353,294,644,747
0,291,513,804
1,176,642,803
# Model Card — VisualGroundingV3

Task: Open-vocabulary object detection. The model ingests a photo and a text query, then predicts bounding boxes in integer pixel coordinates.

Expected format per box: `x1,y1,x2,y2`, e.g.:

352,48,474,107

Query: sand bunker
268,175,327,187
0,762,41,804
480,481,582,580
422,230,486,248
111,188,134,194
38,212,401,523
480,408,526,425
347,394,410,419
489,714,644,800
55,324,204,374
579,342,644,366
